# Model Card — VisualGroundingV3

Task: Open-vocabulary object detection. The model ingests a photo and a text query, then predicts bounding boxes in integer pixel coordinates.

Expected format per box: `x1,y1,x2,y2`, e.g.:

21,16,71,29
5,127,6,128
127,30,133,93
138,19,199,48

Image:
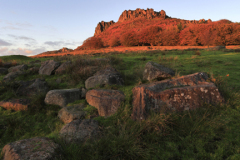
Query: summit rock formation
118,8,168,22
94,8,168,36
94,20,115,36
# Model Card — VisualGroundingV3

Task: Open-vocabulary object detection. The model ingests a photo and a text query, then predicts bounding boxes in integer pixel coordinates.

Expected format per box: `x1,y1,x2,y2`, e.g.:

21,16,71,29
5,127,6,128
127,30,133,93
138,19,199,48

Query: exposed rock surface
80,88,87,99
39,60,61,75
8,64,28,73
208,46,226,51
131,72,224,120
44,89,81,107
0,99,31,111
58,104,86,124
86,89,125,117
2,62,13,68
29,66,40,74
2,137,61,160
94,20,115,36
16,78,49,97
59,119,100,144
55,61,72,74
0,67,8,75
3,71,24,82
118,8,168,22
38,47,73,56
143,61,175,81
85,67,124,89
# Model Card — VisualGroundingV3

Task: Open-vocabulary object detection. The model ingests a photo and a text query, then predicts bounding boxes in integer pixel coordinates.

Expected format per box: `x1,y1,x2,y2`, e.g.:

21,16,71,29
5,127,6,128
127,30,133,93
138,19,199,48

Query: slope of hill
35,8,240,57
88,8,240,48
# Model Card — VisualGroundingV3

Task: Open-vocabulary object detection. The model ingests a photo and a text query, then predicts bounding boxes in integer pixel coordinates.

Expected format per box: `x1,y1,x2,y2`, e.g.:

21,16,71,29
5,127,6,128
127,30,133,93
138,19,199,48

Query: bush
109,36,121,47
81,36,104,49
138,26,162,46
120,30,138,47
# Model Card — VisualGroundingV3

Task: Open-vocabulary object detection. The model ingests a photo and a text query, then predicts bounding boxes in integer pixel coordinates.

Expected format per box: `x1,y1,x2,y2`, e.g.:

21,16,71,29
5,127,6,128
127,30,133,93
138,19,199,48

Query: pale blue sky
0,0,239,56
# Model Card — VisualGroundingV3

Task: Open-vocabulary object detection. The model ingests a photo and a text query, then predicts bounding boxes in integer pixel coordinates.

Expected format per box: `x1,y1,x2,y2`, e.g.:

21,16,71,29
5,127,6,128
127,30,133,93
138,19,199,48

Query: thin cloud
44,41,63,46
1,20,33,30
44,41,79,47
0,47,8,53
8,34,36,41
0,39,12,46
1,26,21,30
0,47,46,56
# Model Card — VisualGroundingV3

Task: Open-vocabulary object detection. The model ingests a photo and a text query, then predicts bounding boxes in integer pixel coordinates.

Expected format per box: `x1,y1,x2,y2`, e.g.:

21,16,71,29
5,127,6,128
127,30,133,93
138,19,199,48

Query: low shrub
109,36,121,47
194,50,201,56
81,36,104,50
120,30,138,47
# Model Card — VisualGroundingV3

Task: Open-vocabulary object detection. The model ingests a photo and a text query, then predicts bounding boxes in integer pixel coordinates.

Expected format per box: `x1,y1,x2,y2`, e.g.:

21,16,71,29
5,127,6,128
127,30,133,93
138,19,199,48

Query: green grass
0,49,240,159
0,55,32,62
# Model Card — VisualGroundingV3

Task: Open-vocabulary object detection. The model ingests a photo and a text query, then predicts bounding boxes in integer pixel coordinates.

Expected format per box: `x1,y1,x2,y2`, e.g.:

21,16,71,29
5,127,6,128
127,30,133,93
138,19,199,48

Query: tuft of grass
194,50,201,56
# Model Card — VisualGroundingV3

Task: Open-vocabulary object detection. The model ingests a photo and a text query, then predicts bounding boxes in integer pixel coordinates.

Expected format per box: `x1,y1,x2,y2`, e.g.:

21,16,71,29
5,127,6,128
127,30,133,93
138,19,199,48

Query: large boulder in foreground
131,72,224,120
59,119,100,144
39,60,61,75
44,89,81,107
85,67,124,89
0,99,30,111
1,137,60,160
86,89,125,117
58,104,86,124
143,61,175,81
16,78,49,97
8,64,28,73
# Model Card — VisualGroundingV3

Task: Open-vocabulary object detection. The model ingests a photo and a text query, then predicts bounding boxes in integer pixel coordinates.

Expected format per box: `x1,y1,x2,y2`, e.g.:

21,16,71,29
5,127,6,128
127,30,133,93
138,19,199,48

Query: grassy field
0,49,240,159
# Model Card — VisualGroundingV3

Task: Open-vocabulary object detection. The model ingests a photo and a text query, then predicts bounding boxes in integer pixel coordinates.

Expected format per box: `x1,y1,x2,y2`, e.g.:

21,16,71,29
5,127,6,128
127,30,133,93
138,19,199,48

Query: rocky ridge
94,20,115,36
118,8,168,22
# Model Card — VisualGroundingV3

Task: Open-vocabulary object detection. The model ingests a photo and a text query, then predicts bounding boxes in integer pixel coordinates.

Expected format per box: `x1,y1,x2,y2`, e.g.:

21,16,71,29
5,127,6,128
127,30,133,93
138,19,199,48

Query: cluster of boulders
0,59,225,159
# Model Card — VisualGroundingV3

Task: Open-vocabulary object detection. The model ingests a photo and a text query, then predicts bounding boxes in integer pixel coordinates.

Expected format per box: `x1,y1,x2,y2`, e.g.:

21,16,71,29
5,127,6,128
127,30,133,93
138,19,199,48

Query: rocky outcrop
29,66,40,74
131,72,224,120
55,61,72,75
16,78,49,97
38,47,73,56
8,64,28,73
94,20,115,36
58,104,86,124
85,67,124,89
86,89,125,117
59,119,101,144
118,8,168,22
0,99,31,111
39,60,61,75
44,89,81,107
3,71,24,82
1,137,61,160
2,62,13,68
143,61,175,81
207,46,226,51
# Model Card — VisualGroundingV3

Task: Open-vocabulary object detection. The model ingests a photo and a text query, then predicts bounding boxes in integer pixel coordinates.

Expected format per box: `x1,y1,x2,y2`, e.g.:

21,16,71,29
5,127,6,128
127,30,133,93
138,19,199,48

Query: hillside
89,8,240,48
36,8,240,57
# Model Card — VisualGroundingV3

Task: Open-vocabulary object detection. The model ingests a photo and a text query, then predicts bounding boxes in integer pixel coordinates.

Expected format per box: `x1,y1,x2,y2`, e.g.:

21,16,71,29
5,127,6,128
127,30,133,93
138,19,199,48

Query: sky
0,0,239,56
